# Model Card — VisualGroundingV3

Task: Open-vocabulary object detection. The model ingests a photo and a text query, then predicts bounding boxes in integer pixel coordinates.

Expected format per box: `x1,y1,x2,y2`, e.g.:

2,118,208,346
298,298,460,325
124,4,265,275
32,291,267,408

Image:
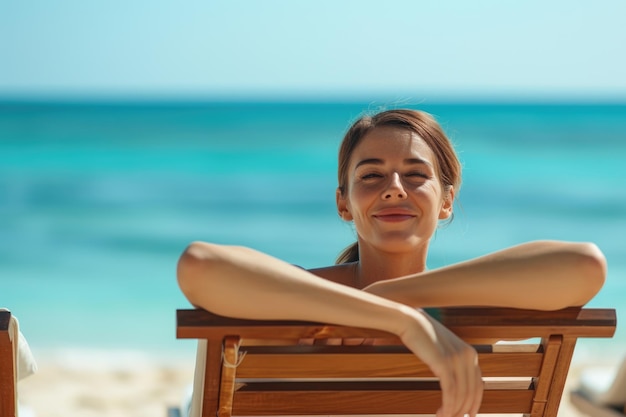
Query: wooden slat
218,336,240,417
232,388,534,415
235,379,533,391
533,335,562,403
530,335,562,417
236,351,543,378
544,336,577,417
178,315,397,341
0,310,16,417
439,307,616,339
201,341,223,417
177,307,617,341
241,343,542,353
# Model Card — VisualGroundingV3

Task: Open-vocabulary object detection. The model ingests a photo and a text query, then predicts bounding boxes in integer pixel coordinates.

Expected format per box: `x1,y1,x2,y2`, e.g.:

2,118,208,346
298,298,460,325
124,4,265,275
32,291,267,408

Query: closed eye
406,172,430,179
361,172,384,180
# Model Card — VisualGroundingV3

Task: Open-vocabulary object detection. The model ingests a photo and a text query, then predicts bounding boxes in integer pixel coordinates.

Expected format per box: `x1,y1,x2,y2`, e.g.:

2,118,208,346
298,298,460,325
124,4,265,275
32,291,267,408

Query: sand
17,358,597,417
18,357,195,417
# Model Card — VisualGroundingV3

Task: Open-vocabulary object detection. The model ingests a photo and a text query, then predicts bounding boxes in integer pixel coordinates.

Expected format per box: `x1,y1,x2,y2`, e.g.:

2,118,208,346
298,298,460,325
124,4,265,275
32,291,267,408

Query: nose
382,173,407,200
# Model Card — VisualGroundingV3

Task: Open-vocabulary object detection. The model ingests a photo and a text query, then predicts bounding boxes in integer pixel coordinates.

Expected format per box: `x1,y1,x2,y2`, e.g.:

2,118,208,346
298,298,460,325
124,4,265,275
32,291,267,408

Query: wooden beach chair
0,310,17,417
176,306,616,417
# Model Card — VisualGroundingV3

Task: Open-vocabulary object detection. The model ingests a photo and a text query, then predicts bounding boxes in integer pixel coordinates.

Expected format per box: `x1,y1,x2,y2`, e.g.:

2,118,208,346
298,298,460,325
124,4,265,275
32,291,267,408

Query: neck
355,243,429,288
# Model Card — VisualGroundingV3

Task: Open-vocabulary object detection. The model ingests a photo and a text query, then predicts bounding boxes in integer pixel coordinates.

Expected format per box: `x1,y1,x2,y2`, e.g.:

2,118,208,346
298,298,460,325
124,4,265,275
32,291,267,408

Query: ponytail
335,242,359,264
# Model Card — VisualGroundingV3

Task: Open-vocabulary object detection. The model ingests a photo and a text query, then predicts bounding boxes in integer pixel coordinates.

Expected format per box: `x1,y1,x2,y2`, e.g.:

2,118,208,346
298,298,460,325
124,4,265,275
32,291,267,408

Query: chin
376,236,429,253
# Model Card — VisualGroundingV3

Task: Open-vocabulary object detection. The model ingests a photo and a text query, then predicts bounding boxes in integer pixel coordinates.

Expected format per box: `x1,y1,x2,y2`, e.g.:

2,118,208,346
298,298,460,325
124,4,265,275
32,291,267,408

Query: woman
177,109,605,417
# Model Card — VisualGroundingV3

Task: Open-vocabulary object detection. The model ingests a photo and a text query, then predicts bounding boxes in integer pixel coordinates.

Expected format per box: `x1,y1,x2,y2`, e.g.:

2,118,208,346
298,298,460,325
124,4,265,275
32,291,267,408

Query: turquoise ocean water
1,101,624,363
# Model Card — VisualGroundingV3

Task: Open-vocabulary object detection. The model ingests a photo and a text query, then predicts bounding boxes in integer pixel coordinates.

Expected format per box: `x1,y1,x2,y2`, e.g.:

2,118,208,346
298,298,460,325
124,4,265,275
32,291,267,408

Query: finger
437,370,457,417
449,372,466,416
458,349,481,417
468,364,484,417
440,347,470,417
457,347,479,416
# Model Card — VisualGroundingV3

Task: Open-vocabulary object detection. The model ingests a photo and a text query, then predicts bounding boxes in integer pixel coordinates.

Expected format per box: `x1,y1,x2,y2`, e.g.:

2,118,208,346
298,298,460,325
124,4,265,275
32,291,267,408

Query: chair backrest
0,310,16,417
177,307,616,417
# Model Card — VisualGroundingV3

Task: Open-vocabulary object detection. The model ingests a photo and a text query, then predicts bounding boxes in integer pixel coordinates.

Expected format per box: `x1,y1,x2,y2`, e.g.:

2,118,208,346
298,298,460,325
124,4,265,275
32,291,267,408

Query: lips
373,208,416,222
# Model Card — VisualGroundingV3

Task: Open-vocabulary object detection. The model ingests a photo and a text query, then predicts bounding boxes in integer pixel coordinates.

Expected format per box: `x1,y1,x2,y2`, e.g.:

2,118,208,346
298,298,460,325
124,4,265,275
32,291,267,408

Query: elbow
177,241,222,308
569,242,606,307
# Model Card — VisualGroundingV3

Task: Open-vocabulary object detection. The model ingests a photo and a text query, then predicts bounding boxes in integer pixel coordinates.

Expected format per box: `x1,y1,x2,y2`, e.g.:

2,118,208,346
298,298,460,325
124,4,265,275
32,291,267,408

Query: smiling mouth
373,214,415,222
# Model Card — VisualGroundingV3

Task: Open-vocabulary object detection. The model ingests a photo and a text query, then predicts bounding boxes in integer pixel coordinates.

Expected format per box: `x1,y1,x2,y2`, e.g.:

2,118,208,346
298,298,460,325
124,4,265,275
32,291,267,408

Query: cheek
419,182,445,201
348,187,376,213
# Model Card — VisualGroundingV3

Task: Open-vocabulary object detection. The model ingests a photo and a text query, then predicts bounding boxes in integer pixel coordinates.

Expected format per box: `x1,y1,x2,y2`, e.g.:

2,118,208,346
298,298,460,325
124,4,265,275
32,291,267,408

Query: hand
398,308,483,417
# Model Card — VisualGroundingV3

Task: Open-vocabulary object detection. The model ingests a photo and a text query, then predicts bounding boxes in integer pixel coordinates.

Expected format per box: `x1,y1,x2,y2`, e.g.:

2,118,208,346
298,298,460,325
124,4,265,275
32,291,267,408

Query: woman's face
336,126,454,255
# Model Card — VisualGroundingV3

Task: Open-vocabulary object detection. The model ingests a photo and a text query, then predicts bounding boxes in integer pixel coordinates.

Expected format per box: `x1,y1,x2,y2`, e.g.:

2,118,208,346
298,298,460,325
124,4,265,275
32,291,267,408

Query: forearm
365,241,606,311
177,241,426,338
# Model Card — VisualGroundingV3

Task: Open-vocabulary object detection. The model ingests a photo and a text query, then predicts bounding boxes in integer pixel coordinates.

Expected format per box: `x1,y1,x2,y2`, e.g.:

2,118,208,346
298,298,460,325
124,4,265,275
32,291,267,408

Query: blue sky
2,0,626,101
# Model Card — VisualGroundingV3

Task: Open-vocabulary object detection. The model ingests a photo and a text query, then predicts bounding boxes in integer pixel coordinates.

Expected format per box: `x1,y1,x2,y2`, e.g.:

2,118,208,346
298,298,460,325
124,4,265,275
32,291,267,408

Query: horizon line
2,94,626,106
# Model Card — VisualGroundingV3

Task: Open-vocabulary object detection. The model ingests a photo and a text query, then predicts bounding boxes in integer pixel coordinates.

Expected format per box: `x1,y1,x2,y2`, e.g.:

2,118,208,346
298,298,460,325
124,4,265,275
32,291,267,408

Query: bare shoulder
308,262,358,288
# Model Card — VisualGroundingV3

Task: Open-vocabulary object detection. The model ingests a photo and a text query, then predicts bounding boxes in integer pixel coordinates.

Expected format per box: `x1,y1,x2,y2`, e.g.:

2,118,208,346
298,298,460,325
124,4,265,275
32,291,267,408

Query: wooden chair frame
177,307,616,417
0,310,16,417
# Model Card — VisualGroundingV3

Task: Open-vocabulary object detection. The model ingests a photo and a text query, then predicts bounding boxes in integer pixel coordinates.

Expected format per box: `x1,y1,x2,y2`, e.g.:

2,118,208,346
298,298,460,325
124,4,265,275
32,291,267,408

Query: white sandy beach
18,355,195,417
17,356,600,417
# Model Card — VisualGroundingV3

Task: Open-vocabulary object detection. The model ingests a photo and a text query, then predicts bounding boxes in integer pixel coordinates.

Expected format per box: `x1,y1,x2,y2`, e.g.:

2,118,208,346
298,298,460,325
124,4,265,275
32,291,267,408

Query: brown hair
335,109,462,264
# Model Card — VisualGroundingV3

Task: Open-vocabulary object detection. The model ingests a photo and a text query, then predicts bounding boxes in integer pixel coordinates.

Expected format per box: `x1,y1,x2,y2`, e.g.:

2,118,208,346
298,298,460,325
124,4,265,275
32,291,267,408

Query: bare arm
364,241,606,311
177,241,482,417
178,241,418,331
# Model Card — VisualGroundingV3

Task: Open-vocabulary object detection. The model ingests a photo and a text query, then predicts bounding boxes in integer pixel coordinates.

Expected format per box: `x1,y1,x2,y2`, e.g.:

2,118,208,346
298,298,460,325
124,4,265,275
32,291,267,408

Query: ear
336,188,353,221
438,186,455,220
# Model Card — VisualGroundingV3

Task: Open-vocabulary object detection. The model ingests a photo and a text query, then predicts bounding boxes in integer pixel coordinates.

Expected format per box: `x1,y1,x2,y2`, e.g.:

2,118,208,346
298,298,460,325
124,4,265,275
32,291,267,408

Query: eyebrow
355,157,433,169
